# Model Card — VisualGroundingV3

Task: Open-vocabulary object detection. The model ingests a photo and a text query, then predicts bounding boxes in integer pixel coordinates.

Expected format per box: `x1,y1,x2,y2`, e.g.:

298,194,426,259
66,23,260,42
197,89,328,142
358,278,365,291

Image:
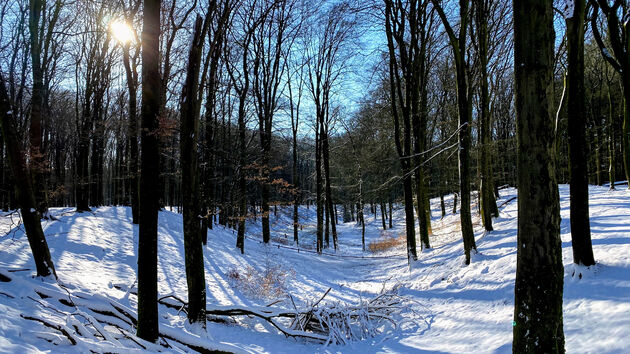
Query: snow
1,184,629,352
562,0,575,19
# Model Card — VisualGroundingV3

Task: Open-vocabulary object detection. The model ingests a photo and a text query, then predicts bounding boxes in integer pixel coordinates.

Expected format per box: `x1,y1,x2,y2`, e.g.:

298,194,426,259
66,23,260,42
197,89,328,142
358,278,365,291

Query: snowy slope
0,185,629,353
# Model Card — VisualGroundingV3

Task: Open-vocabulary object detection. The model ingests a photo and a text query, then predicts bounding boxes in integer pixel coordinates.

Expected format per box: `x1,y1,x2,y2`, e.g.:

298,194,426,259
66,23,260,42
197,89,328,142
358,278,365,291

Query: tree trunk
513,0,565,350
137,0,161,342
623,82,630,190
122,45,139,224
316,120,323,254
28,0,48,217
388,199,393,229
456,57,476,265
179,15,207,326
0,72,56,278
322,128,337,250
403,174,417,261
566,0,595,266
475,0,496,232
452,192,458,214
608,85,616,189
381,201,387,230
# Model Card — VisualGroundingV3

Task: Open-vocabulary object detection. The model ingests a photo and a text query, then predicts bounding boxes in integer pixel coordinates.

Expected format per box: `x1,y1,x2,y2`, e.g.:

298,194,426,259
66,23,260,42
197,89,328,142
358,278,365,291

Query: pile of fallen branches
0,269,235,353
162,284,410,345
3,268,413,351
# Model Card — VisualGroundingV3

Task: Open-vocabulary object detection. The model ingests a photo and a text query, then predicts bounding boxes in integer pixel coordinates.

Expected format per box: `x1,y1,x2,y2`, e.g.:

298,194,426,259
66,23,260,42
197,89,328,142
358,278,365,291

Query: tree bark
475,0,496,231
0,72,56,278
137,0,161,342
322,127,337,250
513,0,565,350
122,45,139,224
566,0,595,266
180,15,207,326
28,0,48,217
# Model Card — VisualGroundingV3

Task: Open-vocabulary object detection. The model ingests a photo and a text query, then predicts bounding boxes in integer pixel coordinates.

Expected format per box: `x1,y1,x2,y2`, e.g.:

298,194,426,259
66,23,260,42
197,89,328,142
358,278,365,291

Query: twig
21,315,78,345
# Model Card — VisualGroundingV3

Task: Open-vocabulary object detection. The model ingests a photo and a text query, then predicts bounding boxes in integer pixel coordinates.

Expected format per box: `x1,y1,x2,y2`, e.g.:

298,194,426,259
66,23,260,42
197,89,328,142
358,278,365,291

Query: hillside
1,185,629,353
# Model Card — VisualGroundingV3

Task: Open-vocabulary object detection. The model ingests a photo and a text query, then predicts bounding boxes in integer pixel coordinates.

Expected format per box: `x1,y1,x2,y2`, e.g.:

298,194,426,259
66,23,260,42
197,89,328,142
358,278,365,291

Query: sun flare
110,20,134,44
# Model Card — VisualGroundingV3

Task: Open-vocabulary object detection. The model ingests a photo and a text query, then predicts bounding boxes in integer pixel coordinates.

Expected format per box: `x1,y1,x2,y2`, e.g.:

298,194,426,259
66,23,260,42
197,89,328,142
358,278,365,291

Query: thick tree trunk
179,16,207,326
0,73,56,278
137,0,161,342
566,0,595,266
28,0,48,217
513,0,565,350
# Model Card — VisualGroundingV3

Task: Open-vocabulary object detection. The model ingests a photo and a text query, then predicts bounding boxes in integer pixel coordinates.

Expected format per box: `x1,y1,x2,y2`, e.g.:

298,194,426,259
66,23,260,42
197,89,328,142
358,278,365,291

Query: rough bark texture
179,16,207,326
566,0,595,266
475,0,496,231
0,72,56,278
137,0,161,342
28,0,48,216
122,45,139,224
513,0,565,350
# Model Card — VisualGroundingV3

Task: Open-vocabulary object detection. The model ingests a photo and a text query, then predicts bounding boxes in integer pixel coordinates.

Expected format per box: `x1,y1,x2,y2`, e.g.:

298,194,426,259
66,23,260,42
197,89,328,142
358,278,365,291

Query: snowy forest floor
1,184,629,353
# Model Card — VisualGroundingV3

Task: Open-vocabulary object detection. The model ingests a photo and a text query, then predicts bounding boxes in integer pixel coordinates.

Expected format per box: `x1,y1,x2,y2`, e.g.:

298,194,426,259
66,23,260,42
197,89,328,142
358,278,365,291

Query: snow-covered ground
1,184,629,353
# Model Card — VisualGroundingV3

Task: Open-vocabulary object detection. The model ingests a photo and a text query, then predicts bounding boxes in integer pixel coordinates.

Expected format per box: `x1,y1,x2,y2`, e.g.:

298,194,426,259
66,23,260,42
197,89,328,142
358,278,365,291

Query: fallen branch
21,315,78,345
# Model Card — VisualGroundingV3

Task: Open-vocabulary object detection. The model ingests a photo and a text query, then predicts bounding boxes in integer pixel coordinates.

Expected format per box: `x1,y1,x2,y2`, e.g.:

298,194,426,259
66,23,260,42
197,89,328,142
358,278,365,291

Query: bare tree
137,0,162,342
432,0,477,264
180,13,211,327
0,72,56,278
512,0,564,350
566,0,595,266
305,1,354,253
251,0,299,244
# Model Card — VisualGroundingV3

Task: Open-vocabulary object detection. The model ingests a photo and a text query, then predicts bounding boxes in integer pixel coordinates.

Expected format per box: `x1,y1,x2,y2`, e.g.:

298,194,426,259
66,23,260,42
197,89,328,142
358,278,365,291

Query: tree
0,72,56,278
473,0,498,231
136,0,162,342
251,0,298,245
566,0,595,266
180,14,210,326
28,0,64,217
286,48,306,244
512,0,565,350
590,0,630,189
383,0,423,261
305,2,353,252
432,0,477,264
119,0,142,224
